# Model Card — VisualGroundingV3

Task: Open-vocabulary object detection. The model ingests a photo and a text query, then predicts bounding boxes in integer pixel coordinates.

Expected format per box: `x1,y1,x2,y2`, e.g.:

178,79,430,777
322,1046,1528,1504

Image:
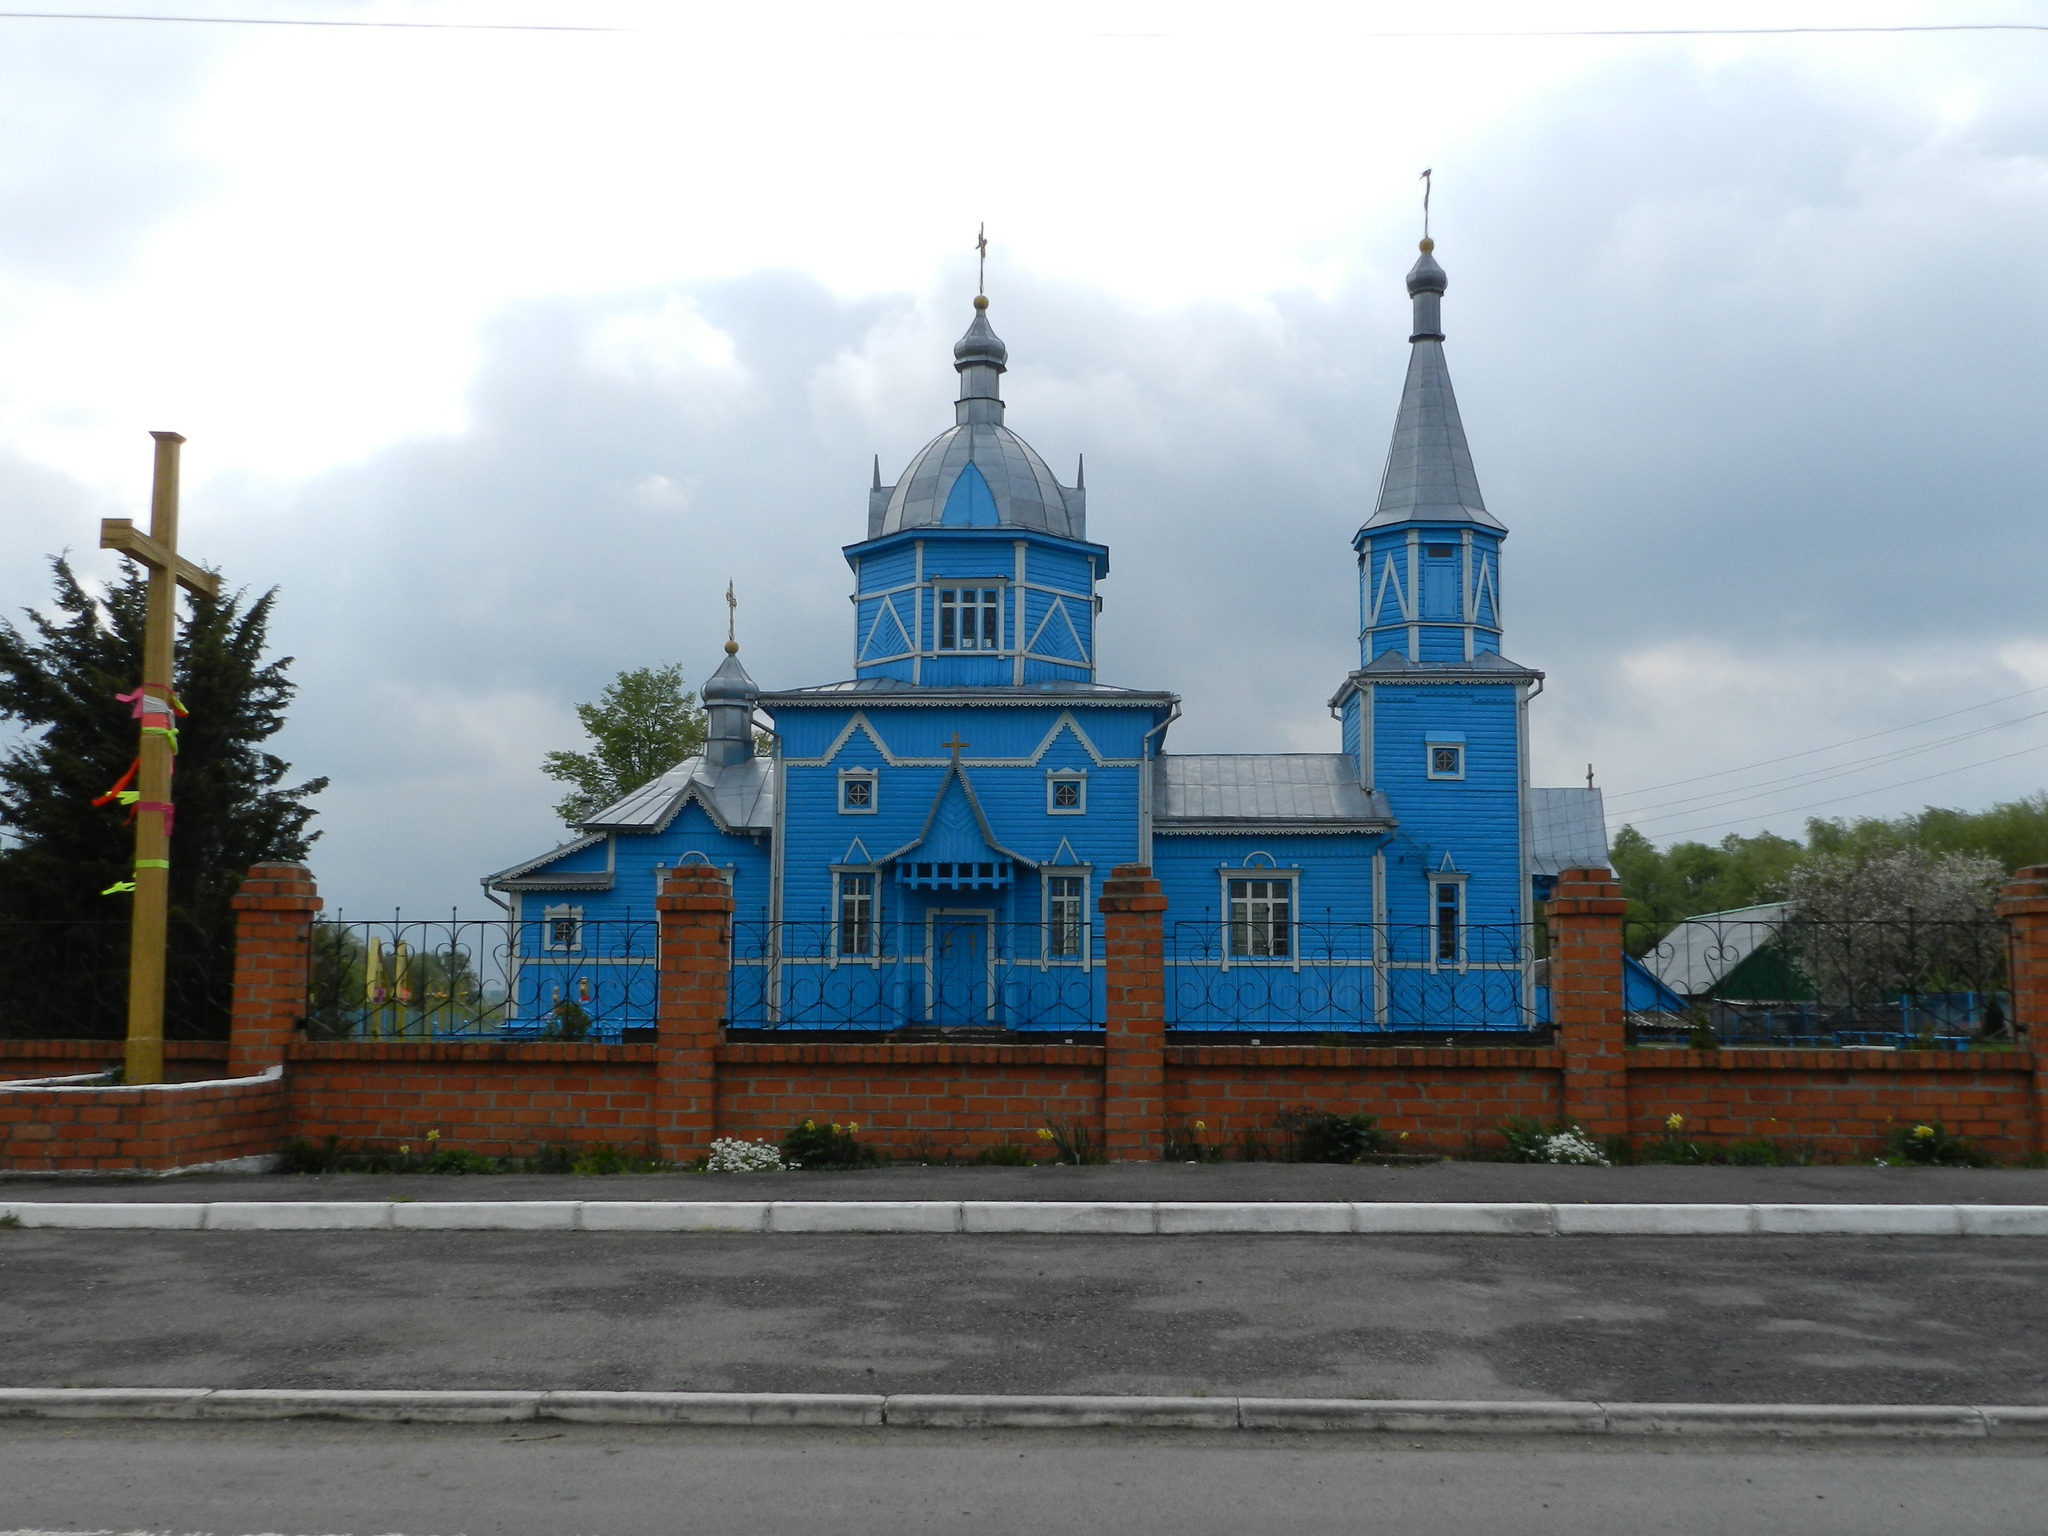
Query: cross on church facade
99,431,219,1085
941,732,969,760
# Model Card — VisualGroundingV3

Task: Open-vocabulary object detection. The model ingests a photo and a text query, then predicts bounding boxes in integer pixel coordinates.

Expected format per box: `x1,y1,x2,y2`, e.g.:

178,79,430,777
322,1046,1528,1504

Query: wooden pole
122,432,184,1085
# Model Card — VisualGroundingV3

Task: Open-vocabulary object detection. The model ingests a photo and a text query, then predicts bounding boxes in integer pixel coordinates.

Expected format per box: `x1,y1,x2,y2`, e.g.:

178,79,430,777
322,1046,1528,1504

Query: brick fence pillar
654,865,734,1163
1548,865,1629,1138
227,863,322,1078
1099,863,1167,1161
1995,865,2048,1158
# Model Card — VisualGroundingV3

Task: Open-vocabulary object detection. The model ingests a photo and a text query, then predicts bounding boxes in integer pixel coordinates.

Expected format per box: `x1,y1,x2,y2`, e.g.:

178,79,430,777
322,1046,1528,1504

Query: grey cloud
21,47,2048,912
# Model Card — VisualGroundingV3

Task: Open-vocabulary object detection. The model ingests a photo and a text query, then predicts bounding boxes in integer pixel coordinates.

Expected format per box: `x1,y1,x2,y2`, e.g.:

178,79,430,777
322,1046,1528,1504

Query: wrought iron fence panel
1166,920,1540,1033
308,918,657,1042
729,919,1104,1032
0,920,132,1040
1625,915,2011,1049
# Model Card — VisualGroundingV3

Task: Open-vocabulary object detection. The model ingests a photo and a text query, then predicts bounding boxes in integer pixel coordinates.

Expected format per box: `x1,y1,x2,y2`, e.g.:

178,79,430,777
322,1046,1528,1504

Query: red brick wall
0,1071,283,1172
715,1043,1103,1155
1168,1046,1565,1152
1623,1053,2037,1162
0,1040,227,1084
285,1042,658,1156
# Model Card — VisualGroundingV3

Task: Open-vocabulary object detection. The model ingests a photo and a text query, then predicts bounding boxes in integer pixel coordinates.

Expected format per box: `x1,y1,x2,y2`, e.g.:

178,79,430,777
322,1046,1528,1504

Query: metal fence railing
728,919,1104,1033
1625,915,2010,1050
1166,920,1541,1035
307,918,656,1043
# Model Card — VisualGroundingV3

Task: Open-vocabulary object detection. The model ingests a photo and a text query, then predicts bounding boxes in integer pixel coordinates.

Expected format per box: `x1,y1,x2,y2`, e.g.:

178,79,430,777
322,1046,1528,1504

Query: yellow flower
1914,1124,1936,1139
804,1120,815,1131
831,1123,842,1134
426,1129,440,1142
846,1121,859,1134
1037,1128,1054,1141
398,1144,410,1155
1666,1113,1684,1132
1194,1121,1206,1132
1399,1132,1409,1139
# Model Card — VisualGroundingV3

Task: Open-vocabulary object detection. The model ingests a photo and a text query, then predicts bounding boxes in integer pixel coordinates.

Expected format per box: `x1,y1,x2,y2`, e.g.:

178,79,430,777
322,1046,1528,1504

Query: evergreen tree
0,558,325,1039
541,664,706,825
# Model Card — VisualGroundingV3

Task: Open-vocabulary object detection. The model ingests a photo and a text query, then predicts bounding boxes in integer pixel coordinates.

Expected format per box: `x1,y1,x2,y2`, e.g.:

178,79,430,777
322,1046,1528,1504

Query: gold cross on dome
941,732,970,760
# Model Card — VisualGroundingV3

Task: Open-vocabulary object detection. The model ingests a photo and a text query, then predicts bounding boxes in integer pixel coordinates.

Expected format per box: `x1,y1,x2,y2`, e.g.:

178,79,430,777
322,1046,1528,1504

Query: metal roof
579,754,775,835
1527,787,1610,877
1636,903,1795,999
1359,245,1505,534
1153,754,1393,833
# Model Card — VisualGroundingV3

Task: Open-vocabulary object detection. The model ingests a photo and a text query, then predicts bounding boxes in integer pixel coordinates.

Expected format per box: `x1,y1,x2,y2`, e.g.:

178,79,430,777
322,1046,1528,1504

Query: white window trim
1040,867,1094,969
837,767,878,814
1045,768,1088,816
541,903,584,954
1425,739,1466,781
929,579,1010,655
830,866,881,965
1217,868,1302,972
1428,873,1468,971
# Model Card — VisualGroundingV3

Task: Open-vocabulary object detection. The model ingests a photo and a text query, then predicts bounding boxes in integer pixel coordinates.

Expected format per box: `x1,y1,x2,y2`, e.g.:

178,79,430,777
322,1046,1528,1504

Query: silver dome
878,421,1083,538
867,298,1086,541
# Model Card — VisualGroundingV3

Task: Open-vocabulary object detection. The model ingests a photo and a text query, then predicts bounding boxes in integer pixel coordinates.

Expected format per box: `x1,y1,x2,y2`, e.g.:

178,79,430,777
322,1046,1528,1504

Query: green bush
971,1144,1037,1166
1162,1120,1226,1163
1497,1117,1609,1166
1038,1118,1104,1166
274,1133,663,1175
1280,1110,1394,1163
543,1000,593,1042
1880,1121,1990,1167
782,1118,884,1171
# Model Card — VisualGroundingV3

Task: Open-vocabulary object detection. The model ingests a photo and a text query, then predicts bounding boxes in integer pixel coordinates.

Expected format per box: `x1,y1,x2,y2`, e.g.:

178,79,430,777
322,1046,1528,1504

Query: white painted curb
0,1388,2041,1437
4,1199,2046,1235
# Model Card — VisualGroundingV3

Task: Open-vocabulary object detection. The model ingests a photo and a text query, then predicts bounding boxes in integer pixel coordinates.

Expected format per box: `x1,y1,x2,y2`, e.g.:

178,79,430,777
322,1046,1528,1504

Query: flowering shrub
1499,1117,1611,1166
705,1137,787,1173
1878,1121,1989,1167
782,1119,885,1170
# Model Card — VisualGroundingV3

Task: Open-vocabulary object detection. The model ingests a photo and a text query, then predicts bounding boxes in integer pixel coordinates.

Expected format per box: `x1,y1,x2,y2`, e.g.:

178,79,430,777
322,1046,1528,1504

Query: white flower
705,1138,787,1173
1541,1131,1610,1167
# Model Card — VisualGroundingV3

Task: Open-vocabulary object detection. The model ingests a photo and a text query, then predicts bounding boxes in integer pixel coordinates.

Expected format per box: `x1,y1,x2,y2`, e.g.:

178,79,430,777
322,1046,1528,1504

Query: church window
837,872,876,957
937,587,1002,651
1046,770,1086,814
1426,742,1464,780
541,904,583,954
1425,544,1456,559
839,770,877,813
1227,878,1292,960
1432,880,1464,964
1047,875,1087,959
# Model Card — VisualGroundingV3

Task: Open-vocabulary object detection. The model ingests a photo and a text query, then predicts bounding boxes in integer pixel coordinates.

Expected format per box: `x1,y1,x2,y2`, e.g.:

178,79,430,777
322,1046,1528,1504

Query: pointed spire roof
1360,239,1504,533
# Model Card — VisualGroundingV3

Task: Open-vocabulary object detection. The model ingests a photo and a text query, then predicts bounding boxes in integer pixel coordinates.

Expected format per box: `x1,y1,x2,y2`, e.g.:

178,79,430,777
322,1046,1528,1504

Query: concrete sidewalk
7,1160,2048,1203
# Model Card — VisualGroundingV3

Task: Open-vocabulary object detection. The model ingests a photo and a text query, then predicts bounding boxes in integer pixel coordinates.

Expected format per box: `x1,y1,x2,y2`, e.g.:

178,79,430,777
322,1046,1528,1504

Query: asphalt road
7,1161,2048,1203
4,1422,2047,1536
4,1229,2044,1404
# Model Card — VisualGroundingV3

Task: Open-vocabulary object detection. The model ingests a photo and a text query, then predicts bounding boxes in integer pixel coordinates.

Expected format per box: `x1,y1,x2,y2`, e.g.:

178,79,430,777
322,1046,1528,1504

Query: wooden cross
941,732,970,760
99,432,220,1085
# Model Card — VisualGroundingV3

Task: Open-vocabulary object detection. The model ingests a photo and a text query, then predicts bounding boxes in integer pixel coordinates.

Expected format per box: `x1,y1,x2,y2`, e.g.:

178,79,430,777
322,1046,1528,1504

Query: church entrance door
930,911,993,1025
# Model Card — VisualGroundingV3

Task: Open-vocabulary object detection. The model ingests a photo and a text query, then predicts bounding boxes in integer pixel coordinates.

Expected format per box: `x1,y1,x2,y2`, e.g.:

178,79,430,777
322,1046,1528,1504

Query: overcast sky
3,0,2047,915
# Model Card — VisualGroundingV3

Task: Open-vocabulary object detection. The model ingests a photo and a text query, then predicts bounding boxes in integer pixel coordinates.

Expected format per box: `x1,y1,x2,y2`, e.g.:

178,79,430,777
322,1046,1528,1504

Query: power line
1626,739,2048,844
0,10,618,27
1615,707,2048,823
1,12,2045,37
1605,681,2048,803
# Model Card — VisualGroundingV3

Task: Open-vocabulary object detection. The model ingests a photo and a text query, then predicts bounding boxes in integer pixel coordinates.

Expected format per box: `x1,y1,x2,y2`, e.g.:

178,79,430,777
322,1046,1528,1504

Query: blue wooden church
484,241,1607,1036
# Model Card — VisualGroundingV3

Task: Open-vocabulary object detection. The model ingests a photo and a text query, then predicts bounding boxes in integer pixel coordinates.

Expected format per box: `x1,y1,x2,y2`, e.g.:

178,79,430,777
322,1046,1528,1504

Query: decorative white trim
1426,741,1466,781
1040,867,1093,968
1045,768,1087,815
1217,868,1301,972
837,767,878,814
794,710,1137,770
540,904,584,954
